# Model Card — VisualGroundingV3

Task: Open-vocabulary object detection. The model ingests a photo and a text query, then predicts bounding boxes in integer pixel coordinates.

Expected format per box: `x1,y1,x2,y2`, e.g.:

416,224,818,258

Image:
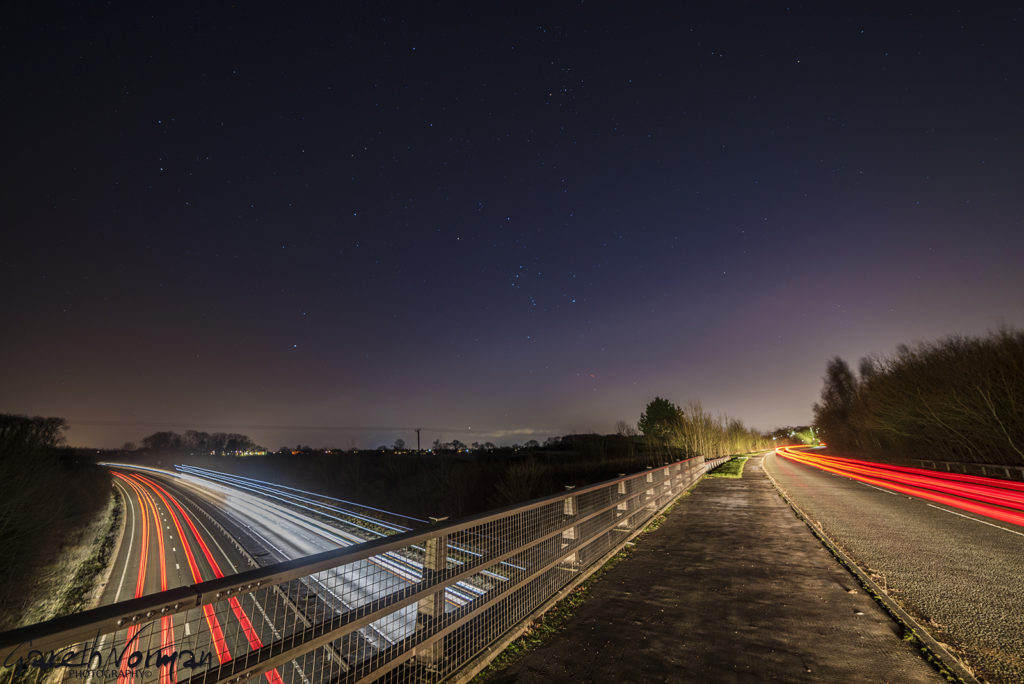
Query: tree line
813,329,1024,466
171,432,694,519
138,430,265,455
636,397,773,456
0,414,111,629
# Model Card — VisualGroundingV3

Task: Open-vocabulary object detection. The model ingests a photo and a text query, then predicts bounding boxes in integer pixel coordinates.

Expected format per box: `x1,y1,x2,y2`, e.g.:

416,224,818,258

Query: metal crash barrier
1,456,725,684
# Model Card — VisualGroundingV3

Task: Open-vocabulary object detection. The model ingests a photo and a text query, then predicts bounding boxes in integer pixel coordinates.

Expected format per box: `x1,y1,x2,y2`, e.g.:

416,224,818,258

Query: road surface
94,464,505,683
100,470,299,684
765,447,1024,683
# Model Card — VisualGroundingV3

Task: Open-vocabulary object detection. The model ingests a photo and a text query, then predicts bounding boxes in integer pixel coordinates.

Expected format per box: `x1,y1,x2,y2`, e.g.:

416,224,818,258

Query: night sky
3,3,1023,450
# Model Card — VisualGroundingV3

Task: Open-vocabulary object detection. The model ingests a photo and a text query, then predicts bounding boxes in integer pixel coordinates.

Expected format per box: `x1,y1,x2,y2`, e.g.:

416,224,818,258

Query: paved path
484,455,942,683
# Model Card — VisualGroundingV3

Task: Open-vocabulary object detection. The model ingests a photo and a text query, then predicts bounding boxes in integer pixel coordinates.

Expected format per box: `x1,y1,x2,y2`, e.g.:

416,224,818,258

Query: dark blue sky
3,3,1022,449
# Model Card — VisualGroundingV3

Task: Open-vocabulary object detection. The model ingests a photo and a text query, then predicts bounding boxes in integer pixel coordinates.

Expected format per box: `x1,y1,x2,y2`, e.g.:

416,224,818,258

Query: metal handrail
1,455,726,683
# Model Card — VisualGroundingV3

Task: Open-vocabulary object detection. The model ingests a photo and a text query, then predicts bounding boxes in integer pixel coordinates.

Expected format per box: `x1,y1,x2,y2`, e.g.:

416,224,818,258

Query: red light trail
133,474,286,684
110,471,286,684
775,446,1024,528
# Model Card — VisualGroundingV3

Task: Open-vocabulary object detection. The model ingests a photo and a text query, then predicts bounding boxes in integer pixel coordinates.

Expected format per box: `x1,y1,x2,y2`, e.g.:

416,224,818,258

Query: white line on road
184,622,190,636
176,563,180,570
113,482,136,602
91,483,134,684
857,481,899,496
926,504,1024,537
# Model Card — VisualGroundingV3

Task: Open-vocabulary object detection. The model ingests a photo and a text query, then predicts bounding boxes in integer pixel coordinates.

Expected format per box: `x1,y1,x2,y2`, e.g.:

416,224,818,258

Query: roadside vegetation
706,456,749,478
637,397,772,456
814,328,1024,466
53,493,122,618
124,433,697,520
0,414,112,629
116,399,775,520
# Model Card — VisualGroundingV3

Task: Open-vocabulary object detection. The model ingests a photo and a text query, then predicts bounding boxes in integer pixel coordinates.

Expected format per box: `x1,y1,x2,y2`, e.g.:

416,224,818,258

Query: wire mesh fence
1,456,725,684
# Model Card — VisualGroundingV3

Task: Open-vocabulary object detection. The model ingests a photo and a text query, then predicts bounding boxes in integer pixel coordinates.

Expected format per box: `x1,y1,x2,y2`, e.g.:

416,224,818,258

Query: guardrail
1,456,726,684
910,458,1024,482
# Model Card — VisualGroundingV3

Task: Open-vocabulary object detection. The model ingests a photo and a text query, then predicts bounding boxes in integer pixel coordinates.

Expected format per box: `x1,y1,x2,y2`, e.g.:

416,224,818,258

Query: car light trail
131,474,286,684
175,465,428,526
110,463,514,652
117,473,233,667
113,473,188,684
110,473,151,684
776,446,1024,527
175,464,524,577
172,468,484,607
138,480,176,684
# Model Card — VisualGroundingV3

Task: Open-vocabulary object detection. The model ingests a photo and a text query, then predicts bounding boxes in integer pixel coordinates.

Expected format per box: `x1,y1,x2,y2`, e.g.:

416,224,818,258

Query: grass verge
705,456,748,478
53,491,122,618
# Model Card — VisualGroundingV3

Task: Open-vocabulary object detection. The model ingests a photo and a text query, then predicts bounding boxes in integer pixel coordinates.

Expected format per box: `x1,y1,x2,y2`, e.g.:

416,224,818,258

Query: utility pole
415,428,421,451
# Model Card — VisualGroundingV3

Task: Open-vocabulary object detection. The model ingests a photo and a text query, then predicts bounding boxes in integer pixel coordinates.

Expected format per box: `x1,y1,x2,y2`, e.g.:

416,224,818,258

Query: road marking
858,481,898,496
181,492,315,684
113,482,136,602
927,504,1024,537
176,563,180,570
190,509,239,573
184,622,190,636
92,482,134,684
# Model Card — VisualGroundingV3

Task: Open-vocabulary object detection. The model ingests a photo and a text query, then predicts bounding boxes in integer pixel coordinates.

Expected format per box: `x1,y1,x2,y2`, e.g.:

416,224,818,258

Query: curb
762,453,979,684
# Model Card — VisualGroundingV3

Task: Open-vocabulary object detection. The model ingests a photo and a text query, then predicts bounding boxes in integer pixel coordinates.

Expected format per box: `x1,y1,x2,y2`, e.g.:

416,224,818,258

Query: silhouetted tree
141,431,183,451
817,330,1024,464
813,357,860,450
184,430,206,451
638,397,683,443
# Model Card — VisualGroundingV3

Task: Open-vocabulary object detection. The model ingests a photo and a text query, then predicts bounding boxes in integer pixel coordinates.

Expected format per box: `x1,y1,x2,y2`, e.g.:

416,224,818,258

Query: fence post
416,516,449,672
561,486,578,568
644,467,655,509
616,473,629,514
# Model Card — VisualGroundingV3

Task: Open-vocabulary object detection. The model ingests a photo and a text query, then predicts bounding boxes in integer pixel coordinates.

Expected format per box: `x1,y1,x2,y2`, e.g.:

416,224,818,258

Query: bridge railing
1,456,726,684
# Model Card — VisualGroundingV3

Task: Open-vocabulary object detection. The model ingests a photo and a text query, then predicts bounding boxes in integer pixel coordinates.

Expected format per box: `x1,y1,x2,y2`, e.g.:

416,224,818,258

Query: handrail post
616,473,629,516
561,486,578,568
644,467,655,509
416,516,449,672
614,473,633,531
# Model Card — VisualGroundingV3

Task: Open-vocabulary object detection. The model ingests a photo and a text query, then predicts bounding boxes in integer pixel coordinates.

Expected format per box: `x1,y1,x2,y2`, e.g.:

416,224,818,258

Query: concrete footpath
484,455,942,683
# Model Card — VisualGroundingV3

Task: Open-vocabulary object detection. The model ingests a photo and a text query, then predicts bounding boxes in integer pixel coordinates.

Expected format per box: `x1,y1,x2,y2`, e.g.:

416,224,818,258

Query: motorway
95,465,504,684
765,447,1024,683
100,470,295,684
